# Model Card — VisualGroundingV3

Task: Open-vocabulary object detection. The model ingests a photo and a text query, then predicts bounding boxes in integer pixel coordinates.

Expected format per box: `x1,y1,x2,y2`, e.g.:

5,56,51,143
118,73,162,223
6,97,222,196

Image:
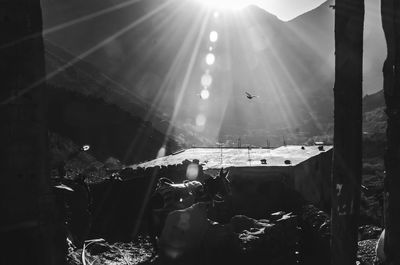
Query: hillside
41,0,387,149
362,89,386,159
45,40,186,164
41,0,337,146
363,89,384,112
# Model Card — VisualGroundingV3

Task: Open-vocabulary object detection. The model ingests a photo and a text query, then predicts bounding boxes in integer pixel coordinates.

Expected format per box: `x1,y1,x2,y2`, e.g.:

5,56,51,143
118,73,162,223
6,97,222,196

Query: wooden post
381,1,400,263
0,1,66,264
331,0,364,265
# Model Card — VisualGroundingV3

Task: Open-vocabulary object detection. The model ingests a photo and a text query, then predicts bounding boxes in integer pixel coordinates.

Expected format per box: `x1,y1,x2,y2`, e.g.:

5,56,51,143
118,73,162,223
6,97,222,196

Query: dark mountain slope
45,40,182,164
363,89,384,113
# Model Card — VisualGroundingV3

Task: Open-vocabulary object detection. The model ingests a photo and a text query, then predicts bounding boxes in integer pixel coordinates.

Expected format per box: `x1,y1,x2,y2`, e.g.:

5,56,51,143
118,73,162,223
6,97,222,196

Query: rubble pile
357,239,378,265
358,225,383,240
145,211,300,265
299,205,331,264
68,237,154,265
231,212,300,265
357,225,382,265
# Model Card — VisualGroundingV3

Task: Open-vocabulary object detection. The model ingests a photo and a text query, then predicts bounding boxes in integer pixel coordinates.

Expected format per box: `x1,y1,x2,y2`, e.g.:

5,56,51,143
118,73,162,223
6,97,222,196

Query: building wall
221,149,333,218
293,149,332,211
225,167,296,218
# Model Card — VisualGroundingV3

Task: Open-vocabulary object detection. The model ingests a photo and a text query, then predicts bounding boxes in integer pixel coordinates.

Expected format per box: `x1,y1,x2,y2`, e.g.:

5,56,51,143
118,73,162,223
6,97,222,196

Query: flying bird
245,92,259,100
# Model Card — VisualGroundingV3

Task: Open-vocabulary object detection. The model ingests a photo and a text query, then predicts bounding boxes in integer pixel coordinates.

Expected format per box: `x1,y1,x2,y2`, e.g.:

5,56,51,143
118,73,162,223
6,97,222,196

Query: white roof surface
134,145,332,170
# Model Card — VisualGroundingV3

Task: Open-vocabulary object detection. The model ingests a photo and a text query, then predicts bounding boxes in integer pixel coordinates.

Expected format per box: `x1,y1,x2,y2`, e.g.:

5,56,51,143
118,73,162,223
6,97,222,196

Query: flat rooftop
134,145,333,170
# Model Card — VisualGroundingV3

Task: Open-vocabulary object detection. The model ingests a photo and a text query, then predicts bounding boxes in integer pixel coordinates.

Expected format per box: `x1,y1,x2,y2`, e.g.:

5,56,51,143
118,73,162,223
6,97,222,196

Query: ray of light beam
122,6,209,162
266,37,325,132
162,12,211,146
0,1,171,106
238,10,325,135
0,0,142,50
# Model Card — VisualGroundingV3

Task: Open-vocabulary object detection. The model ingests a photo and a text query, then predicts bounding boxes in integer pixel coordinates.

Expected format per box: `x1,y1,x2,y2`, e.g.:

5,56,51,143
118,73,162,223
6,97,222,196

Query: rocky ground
61,159,385,265
68,212,301,265
66,219,383,265
68,237,155,265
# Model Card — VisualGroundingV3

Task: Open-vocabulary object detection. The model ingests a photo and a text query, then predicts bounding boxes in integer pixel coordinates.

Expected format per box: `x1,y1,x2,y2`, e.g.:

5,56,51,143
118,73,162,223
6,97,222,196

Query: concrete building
135,145,333,217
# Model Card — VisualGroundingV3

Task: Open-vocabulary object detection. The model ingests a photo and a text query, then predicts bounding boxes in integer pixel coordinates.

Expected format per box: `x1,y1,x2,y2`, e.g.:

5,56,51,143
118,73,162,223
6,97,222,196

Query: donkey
147,168,231,249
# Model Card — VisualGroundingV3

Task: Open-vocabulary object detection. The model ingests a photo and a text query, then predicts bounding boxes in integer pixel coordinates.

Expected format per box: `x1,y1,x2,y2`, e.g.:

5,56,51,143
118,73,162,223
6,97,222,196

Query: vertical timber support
381,1,400,264
331,0,364,265
0,1,66,264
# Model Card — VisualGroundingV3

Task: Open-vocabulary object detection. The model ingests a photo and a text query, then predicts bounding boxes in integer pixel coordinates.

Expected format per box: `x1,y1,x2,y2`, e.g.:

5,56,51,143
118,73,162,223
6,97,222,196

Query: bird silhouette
245,92,259,99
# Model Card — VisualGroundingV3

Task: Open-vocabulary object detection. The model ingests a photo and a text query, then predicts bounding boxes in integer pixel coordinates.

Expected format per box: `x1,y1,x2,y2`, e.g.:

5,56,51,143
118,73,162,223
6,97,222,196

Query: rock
86,242,111,255
277,212,296,224
358,225,383,240
270,211,286,221
230,215,270,233
358,239,378,265
233,212,299,265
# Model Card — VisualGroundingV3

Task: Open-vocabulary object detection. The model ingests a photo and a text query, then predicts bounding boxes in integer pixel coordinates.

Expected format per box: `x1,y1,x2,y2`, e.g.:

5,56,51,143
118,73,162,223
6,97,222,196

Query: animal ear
221,168,229,178
219,167,223,177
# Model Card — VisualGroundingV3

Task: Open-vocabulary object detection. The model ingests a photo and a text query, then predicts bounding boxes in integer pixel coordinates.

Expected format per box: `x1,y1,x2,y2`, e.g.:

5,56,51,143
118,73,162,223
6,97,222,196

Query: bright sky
198,0,327,21
253,0,327,21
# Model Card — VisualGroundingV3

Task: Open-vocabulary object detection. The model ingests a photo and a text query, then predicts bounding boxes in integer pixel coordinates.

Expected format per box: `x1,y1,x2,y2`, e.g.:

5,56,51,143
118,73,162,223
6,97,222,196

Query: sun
195,0,252,10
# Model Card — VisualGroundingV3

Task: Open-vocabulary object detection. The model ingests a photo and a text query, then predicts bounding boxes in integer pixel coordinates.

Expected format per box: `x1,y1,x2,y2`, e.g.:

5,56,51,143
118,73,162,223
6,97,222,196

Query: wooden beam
381,0,400,263
331,0,364,264
0,1,66,264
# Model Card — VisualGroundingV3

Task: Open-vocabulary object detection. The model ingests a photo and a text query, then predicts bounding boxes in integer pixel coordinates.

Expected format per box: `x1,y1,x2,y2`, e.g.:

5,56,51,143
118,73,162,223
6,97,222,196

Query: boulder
233,212,299,265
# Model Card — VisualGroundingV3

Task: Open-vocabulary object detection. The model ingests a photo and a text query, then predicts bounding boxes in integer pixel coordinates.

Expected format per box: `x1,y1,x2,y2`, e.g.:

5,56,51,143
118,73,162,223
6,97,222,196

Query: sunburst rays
1,1,172,106
4,0,339,158
0,0,142,50
122,4,211,162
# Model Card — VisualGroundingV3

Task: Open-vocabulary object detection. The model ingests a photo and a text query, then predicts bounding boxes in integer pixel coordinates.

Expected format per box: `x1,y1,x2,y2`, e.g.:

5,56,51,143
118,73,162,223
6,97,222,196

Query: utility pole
247,146,251,166
220,144,223,165
381,0,400,263
0,1,66,264
217,142,223,165
331,0,364,265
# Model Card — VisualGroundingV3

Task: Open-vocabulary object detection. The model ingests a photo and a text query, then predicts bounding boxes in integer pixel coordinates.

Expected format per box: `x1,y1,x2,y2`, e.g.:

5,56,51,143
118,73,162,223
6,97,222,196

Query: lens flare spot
209,31,218,42
165,248,180,259
200,89,210,100
196,114,207,127
213,11,220,18
186,163,199,180
201,73,212,88
206,53,215,65
82,145,90,151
